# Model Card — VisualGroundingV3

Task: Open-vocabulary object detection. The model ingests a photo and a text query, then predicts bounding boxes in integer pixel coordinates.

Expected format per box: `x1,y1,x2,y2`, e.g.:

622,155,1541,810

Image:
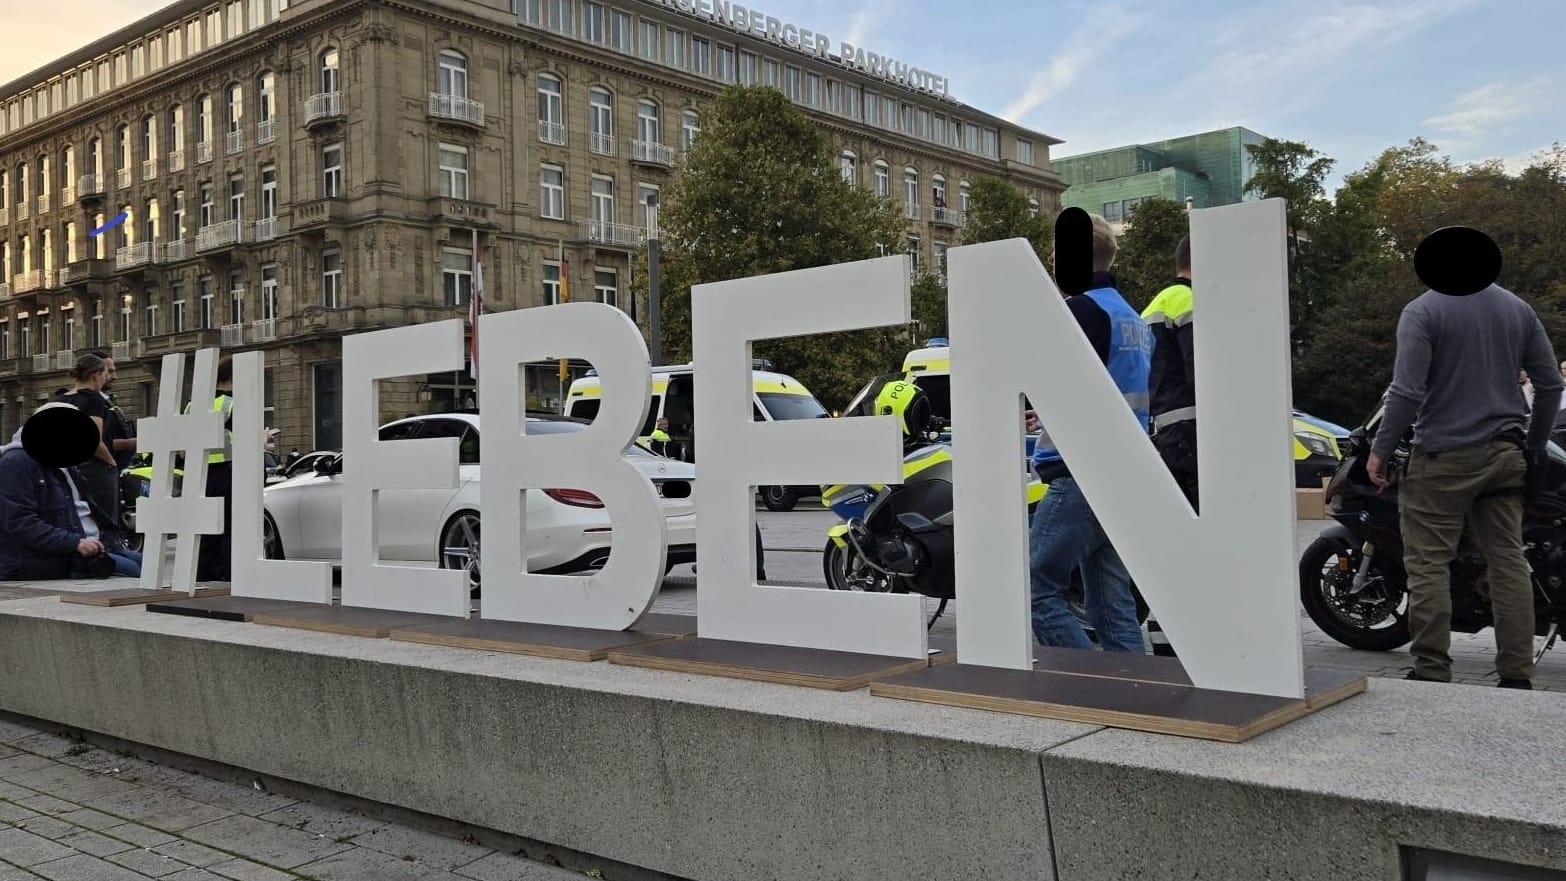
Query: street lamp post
646,192,663,367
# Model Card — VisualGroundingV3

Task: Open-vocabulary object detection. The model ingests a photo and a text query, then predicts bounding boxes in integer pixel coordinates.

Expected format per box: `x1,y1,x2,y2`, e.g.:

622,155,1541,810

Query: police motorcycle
1299,402,1566,655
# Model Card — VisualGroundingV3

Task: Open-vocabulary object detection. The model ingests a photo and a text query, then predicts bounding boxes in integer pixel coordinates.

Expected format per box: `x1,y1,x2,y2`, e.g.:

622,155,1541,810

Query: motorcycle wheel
822,539,894,592
1299,535,1410,652
761,485,799,513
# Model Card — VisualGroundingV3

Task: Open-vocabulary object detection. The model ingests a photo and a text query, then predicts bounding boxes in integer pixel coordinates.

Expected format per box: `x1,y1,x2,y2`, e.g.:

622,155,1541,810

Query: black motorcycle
1299,406,1566,655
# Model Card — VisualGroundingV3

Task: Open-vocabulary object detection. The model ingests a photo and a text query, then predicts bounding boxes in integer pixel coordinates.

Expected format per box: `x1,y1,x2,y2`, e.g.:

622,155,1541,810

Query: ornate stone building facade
0,0,1063,451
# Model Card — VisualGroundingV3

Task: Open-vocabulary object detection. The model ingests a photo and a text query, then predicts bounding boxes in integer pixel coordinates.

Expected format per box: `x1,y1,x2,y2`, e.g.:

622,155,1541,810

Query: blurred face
102,358,118,390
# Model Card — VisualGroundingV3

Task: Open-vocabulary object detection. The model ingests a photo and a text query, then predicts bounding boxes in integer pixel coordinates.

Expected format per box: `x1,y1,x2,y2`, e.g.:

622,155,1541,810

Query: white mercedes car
261,413,697,593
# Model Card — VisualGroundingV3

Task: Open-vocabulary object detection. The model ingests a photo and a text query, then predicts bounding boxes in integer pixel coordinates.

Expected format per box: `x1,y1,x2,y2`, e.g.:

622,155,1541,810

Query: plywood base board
390,618,683,661
146,596,325,622
61,586,231,607
633,612,698,638
870,663,1366,743
608,637,928,691
250,605,463,638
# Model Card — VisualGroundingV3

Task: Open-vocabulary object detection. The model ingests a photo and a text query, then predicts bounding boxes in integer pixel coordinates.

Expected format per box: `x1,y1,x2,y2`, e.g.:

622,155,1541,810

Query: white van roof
902,346,951,377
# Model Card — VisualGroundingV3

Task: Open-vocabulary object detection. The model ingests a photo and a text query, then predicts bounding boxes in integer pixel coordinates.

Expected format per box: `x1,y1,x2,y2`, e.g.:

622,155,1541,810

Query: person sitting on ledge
0,422,143,581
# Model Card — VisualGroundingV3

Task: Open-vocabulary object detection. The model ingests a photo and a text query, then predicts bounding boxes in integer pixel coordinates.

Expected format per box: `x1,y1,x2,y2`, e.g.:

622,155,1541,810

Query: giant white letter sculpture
950,199,1303,698
692,255,926,658
478,302,667,629
136,350,225,594
341,320,469,618
229,351,333,604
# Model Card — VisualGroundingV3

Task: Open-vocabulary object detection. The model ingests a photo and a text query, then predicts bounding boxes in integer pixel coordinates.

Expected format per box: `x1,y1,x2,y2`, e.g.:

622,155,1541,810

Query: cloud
843,0,896,48
1001,4,1150,122
1425,74,1559,142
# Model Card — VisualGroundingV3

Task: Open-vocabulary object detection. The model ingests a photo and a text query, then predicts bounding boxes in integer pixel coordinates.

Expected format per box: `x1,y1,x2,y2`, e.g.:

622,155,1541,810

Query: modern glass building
1053,126,1267,228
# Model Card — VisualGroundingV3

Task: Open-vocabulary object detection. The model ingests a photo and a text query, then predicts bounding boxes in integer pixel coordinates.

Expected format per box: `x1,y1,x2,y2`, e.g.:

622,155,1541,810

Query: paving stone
57,753,160,779
130,773,294,819
206,859,298,881
0,781,36,801
10,814,78,840
85,789,232,832
0,720,43,743
27,853,152,881
9,735,84,760
16,795,78,816
0,753,58,778
54,810,127,833
179,815,352,870
455,851,587,881
107,848,194,878
255,803,383,843
0,826,76,866
349,825,491,871
6,767,140,805
56,830,136,857
0,801,41,823
0,862,46,880
0,746,17,761
147,840,231,869
100,823,179,848
164,870,227,880
297,847,473,881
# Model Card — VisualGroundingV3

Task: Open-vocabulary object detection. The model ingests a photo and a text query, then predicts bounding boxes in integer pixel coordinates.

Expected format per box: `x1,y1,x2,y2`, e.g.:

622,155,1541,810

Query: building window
144,295,159,337
322,144,342,197
681,110,699,149
322,249,342,308
637,19,660,59
665,28,685,67
636,100,660,145
313,362,342,451
804,73,821,106
167,105,184,154
582,269,615,308
826,80,841,114
904,168,919,217
545,0,574,35
1103,201,1123,223
983,128,999,159
763,58,780,87
691,37,711,75
582,1,604,42
260,265,278,322
260,166,277,219
906,236,920,274
1017,138,1034,166
959,180,971,214
540,165,564,219
716,45,736,83
228,174,244,221
437,51,468,98
738,51,758,85
199,276,215,329
863,90,879,126
588,88,613,155
537,74,563,141
320,48,340,94
844,84,861,119
515,0,541,25
610,10,632,51
227,276,243,325
784,66,800,100
171,190,186,239
439,144,469,199
873,161,890,198
840,151,857,185
195,94,212,150
542,261,561,305
637,183,659,230
933,174,947,209
199,185,214,228
226,83,244,135
443,247,473,307
590,175,615,225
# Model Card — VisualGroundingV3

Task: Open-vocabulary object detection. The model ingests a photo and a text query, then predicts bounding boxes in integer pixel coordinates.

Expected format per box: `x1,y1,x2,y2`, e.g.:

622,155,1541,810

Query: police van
563,362,830,511
901,339,1346,488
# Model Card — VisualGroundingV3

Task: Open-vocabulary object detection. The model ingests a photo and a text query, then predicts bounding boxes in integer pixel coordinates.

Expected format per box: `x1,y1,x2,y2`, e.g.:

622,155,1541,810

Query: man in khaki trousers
1369,228,1560,689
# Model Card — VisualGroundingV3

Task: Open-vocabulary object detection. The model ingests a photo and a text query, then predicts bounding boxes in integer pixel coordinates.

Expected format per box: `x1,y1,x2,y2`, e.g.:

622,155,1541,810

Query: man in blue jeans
1028,213,1152,653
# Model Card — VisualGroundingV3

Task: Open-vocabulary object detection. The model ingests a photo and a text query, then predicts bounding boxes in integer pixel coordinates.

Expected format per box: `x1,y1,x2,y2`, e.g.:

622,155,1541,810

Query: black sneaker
1498,678,1533,690
1404,670,1444,682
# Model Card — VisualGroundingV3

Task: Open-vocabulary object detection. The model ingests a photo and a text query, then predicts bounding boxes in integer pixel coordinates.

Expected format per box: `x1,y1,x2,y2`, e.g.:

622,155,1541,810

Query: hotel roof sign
649,0,950,99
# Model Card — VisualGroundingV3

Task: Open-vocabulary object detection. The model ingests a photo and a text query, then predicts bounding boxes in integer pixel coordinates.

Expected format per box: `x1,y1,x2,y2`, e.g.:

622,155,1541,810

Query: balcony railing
13,270,43,294
13,203,27,222
226,130,244,155
197,141,214,164
538,120,565,145
254,216,280,241
220,323,245,347
581,219,645,248
257,118,276,144
77,174,104,198
168,149,185,173
251,317,278,341
196,220,250,252
904,203,921,221
143,158,158,181
428,93,485,126
161,239,192,262
59,186,75,204
632,140,675,166
116,242,159,270
31,354,50,373
931,207,963,227
305,92,344,125
111,340,132,361
116,168,132,190
588,132,615,156
54,351,73,371
36,193,50,214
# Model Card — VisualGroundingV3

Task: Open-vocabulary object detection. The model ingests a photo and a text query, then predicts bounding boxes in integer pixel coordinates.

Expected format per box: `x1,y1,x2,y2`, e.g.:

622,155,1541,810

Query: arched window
588,87,613,154
436,51,468,98
166,104,184,157
86,136,101,177
226,83,243,133
932,173,946,209
872,160,889,197
59,146,73,196
195,94,212,147
903,167,919,218
141,115,157,170
320,48,340,94
258,71,275,125
840,150,857,185
959,180,971,215
636,99,660,145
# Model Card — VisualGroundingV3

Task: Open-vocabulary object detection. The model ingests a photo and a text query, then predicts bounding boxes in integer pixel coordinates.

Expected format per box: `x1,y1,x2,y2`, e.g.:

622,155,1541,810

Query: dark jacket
0,444,124,580
1142,277,1196,429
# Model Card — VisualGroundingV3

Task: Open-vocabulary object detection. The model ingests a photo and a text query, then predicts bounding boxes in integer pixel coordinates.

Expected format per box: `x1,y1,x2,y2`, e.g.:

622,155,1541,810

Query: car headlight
1295,432,1337,458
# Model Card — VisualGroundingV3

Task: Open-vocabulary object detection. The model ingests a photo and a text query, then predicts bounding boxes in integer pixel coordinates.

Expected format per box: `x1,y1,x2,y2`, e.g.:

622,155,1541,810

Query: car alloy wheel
440,512,482,597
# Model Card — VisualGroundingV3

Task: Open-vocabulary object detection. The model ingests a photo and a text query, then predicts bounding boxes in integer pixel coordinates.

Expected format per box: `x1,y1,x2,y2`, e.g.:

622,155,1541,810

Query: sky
1,0,1561,193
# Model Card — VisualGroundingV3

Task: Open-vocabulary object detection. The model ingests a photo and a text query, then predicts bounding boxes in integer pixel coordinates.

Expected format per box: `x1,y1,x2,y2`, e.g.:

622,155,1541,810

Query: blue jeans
1028,476,1145,654
108,549,143,578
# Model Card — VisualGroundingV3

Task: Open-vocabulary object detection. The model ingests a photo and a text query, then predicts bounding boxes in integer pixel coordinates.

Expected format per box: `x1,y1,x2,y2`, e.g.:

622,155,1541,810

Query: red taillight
544,488,605,508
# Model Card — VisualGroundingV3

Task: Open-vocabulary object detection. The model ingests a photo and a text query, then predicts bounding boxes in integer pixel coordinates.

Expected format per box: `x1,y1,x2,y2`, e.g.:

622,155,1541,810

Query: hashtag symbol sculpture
136,349,227,594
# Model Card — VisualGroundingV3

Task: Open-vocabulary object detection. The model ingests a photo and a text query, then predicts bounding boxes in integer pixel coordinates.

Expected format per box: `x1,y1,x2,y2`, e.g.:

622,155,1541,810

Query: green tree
959,175,1051,263
910,272,948,343
1244,138,1336,335
1110,197,1189,311
643,85,910,410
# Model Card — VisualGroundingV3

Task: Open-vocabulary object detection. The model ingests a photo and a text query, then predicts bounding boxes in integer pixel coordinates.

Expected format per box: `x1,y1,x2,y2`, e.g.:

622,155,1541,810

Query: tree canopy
959,175,1051,264
1111,197,1189,311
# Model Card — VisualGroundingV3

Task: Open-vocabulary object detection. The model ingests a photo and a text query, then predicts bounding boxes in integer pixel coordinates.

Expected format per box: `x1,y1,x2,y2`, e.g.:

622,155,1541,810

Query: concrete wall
1,597,1563,881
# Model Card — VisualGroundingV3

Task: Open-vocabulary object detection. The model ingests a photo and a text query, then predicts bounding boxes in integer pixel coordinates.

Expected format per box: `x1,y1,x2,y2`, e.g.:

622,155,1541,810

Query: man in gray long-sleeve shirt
1370,247,1561,688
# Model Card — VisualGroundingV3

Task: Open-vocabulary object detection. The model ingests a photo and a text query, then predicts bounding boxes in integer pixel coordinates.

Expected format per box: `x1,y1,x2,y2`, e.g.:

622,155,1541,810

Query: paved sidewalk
0,719,585,880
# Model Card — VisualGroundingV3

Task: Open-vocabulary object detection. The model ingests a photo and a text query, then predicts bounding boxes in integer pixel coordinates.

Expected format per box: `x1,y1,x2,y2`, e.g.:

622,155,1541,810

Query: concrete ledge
2,597,1564,881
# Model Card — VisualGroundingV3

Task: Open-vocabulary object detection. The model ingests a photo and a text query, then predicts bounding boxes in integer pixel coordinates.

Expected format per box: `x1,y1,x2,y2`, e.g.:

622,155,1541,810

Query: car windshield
758,392,828,421
526,418,654,457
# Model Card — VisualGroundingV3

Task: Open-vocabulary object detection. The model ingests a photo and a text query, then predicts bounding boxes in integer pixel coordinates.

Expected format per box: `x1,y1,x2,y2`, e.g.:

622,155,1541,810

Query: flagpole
468,227,480,385
557,239,569,408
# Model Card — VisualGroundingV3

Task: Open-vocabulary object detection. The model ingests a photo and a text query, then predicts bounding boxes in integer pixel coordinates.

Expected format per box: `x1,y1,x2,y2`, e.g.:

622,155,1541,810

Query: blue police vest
1032,285,1153,470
